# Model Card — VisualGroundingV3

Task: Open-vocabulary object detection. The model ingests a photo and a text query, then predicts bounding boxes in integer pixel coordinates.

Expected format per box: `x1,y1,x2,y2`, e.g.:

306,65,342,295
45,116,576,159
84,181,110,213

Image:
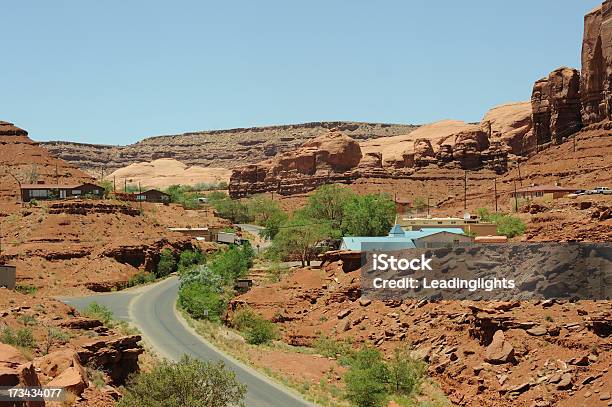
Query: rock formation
581,1,612,125
531,67,583,146
480,102,534,155
41,122,418,175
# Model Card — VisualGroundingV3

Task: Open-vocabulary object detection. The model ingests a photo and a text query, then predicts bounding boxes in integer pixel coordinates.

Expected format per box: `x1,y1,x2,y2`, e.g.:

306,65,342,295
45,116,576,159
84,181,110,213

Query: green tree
246,196,288,239
99,179,114,198
178,249,205,274
270,211,333,266
476,208,526,238
304,184,355,231
209,244,254,282
118,356,246,407
341,194,396,236
157,249,177,278
212,198,251,223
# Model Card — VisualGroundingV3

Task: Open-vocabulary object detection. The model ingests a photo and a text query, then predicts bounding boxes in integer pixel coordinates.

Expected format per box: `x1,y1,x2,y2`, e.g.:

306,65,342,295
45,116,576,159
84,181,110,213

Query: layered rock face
531,67,583,146
42,122,418,175
581,1,612,125
229,127,510,197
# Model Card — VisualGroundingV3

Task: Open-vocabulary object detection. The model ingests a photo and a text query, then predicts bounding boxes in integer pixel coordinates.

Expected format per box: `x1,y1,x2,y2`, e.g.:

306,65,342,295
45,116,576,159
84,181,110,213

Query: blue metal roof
340,227,466,252
341,236,416,251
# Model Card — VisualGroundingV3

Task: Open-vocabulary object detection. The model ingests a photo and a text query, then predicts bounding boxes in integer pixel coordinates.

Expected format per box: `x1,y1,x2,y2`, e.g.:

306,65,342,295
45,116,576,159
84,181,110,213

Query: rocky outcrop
481,102,534,155
76,335,143,384
531,67,583,146
41,122,418,175
581,1,612,125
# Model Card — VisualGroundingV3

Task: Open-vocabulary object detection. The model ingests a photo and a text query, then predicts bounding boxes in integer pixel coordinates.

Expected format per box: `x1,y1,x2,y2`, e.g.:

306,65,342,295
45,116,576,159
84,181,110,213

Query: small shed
511,184,577,200
135,189,171,203
412,231,474,248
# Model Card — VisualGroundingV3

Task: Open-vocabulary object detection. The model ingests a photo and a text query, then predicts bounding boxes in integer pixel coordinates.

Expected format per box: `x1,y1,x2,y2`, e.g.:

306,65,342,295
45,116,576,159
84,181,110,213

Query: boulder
484,330,515,364
47,366,88,396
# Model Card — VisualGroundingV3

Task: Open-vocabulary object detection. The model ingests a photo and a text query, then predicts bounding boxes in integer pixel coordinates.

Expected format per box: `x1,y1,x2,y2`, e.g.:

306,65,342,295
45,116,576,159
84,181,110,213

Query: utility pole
573,134,576,152
113,176,116,192
124,178,127,192
513,179,519,212
494,178,498,213
138,182,142,213
463,170,467,211
427,196,430,217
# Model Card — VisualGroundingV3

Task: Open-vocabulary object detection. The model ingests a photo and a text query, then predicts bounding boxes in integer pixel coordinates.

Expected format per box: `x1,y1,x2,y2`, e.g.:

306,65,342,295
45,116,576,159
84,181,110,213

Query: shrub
178,282,225,321
1,327,36,349
126,272,156,287
245,318,276,345
15,284,37,295
117,356,246,407
313,336,354,361
387,346,426,396
477,208,526,238
178,249,205,274
156,249,177,278
345,346,389,407
82,302,113,325
232,307,277,345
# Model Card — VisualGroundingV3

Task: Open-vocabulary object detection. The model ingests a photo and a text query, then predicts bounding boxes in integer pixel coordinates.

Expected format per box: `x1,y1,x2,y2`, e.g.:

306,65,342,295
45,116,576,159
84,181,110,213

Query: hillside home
398,215,497,236
340,225,472,252
20,182,103,202
510,184,577,200
134,189,171,203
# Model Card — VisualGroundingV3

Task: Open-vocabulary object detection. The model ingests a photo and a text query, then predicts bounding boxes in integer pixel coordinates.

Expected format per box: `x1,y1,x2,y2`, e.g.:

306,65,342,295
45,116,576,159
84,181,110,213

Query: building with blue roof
340,225,472,252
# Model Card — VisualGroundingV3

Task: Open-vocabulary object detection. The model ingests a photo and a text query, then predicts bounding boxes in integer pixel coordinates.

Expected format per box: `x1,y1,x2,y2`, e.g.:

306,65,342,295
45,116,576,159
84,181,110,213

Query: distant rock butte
41,121,418,175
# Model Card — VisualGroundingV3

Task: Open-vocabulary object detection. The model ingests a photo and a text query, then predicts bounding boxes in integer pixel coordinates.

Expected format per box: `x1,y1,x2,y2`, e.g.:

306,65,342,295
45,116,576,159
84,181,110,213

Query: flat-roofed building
398,216,497,237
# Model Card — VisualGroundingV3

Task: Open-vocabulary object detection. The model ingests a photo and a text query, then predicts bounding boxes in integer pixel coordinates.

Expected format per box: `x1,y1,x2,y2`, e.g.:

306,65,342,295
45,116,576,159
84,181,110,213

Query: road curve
62,276,313,407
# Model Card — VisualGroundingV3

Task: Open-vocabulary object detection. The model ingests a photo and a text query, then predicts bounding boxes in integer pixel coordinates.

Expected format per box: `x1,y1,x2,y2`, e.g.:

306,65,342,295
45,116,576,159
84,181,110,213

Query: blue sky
1,1,600,144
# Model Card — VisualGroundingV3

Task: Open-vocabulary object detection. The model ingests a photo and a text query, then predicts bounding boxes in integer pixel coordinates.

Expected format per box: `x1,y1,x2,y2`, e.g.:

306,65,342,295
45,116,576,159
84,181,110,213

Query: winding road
61,276,313,407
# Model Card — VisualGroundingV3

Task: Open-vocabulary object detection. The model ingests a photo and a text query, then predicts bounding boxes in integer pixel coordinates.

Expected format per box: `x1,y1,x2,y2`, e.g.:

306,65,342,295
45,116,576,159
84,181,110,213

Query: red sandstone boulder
484,330,515,364
301,131,362,172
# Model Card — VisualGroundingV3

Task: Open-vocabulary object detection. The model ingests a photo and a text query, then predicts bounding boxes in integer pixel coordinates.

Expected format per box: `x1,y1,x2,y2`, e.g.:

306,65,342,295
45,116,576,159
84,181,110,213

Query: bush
126,272,156,287
0,327,36,349
178,249,205,274
345,346,389,407
313,336,354,361
387,346,426,396
157,249,177,278
477,208,526,238
15,284,37,295
82,302,113,325
231,308,277,345
118,355,246,407
209,244,254,282
178,282,225,321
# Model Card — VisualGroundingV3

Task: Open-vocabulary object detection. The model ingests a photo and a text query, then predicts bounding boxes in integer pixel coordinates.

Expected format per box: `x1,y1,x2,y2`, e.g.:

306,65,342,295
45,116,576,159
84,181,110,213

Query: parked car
587,187,612,195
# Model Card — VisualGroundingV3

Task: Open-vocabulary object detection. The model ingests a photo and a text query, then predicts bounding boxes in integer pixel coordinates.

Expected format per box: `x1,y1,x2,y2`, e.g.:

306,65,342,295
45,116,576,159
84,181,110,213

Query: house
340,225,472,252
168,227,218,241
394,198,412,215
398,215,497,237
510,184,577,200
20,182,103,202
0,265,16,290
134,189,171,203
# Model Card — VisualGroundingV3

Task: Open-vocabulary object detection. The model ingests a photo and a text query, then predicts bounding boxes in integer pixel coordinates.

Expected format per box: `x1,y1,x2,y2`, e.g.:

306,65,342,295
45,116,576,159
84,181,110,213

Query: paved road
62,277,313,407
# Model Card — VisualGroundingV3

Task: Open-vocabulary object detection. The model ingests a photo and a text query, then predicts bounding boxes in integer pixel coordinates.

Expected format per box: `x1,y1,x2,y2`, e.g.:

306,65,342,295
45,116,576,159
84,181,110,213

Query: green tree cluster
231,307,277,345
178,243,255,321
